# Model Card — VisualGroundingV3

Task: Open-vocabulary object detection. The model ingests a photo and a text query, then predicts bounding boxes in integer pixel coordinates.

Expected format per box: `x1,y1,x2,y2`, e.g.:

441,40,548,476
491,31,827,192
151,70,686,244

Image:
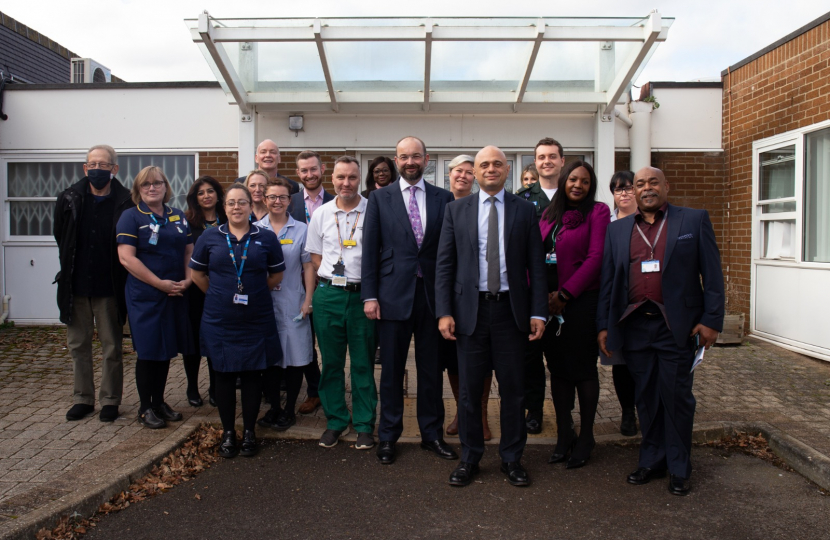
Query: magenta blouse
539,202,610,298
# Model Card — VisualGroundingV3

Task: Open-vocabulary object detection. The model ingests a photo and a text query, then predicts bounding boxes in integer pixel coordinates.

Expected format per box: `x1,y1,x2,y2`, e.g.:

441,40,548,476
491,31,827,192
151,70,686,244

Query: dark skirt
544,289,600,382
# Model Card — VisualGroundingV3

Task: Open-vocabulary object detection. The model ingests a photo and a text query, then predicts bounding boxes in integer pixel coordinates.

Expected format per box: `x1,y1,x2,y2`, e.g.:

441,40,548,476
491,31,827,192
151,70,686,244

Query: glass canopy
186,14,673,114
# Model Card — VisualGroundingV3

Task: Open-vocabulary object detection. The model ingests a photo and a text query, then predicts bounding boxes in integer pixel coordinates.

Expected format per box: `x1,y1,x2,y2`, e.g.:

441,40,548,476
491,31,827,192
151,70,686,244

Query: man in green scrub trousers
306,156,378,450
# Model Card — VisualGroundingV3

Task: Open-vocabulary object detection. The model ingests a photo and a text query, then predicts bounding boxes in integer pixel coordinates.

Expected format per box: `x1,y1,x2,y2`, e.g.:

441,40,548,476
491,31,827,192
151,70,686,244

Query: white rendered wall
649,87,723,151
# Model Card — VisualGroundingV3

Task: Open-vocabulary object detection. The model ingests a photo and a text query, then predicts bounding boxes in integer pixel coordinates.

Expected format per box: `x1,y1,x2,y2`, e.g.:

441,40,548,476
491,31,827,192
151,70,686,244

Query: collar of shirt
478,188,505,205
304,189,323,203
634,202,669,224
254,214,296,232
333,195,367,215
219,223,261,241
399,177,426,194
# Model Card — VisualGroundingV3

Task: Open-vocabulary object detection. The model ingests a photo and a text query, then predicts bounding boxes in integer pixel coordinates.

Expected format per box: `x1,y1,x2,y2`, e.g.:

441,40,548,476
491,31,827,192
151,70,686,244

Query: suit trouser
377,278,444,443
623,312,696,479
66,295,123,406
523,338,546,414
457,296,527,464
313,284,377,433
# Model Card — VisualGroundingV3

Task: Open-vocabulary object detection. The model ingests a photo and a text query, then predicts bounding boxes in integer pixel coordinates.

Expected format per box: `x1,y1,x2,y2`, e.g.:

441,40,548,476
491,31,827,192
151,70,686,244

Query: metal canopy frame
189,13,671,114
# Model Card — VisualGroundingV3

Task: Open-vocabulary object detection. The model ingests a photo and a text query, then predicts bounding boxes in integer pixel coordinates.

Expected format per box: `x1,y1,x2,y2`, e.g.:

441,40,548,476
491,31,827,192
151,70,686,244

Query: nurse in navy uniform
190,184,285,458
116,166,194,429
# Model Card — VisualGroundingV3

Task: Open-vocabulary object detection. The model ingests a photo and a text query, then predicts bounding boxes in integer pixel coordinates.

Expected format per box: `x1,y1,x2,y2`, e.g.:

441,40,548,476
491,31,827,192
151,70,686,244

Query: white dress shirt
305,196,367,282
400,177,427,229
477,189,509,293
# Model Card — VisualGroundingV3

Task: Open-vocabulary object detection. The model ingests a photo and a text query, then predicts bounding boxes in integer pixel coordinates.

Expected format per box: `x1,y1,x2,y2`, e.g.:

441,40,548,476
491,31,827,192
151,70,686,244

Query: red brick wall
722,17,830,325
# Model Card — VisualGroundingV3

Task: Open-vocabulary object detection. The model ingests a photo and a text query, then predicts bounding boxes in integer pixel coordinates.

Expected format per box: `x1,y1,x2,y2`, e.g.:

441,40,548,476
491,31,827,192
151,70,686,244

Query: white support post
238,109,256,177
594,105,615,210
423,21,433,112
602,11,662,116
314,20,339,113
514,20,545,112
198,13,251,115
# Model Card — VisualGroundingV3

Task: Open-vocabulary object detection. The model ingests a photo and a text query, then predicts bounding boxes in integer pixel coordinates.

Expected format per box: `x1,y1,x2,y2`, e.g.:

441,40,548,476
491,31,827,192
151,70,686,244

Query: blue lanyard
225,232,251,293
278,227,289,241
149,210,168,228
304,202,311,224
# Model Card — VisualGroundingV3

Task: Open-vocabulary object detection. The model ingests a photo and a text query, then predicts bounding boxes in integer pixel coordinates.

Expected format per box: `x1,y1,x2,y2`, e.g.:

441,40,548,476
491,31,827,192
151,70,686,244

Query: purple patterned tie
408,186,424,277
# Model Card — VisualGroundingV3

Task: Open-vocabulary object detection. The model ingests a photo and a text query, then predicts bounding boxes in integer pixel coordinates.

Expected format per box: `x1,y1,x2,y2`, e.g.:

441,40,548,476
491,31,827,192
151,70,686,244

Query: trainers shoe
319,428,344,448
99,405,119,422
66,403,94,421
257,407,282,429
355,432,375,450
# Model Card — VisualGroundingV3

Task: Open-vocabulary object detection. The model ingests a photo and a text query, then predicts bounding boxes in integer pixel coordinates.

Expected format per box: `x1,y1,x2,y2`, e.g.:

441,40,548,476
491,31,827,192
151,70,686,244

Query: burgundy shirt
619,203,669,322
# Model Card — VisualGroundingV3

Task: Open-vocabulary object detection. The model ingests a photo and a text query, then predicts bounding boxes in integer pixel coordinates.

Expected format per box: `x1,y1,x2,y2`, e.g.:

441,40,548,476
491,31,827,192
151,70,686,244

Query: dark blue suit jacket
596,203,725,350
287,189,334,224
361,180,454,321
434,191,547,335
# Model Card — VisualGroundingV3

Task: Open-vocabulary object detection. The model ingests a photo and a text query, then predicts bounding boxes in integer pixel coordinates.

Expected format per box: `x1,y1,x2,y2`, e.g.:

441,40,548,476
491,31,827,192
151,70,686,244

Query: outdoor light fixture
289,115,304,136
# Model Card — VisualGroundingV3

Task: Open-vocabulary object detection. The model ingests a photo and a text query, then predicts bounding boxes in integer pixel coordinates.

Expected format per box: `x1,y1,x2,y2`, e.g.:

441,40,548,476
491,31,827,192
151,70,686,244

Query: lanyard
277,226,289,241
304,202,311,224
549,223,561,253
225,232,251,293
634,210,667,260
333,210,360,262
149,210,168,228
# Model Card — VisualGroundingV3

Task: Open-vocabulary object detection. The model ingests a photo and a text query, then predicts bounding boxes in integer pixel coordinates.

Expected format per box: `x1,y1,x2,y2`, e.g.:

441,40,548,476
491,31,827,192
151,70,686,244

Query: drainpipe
629,100,654,172
0,295,10,325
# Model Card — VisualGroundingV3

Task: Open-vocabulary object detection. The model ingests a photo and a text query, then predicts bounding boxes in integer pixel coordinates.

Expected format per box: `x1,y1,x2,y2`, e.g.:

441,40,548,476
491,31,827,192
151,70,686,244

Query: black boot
620,408,637,436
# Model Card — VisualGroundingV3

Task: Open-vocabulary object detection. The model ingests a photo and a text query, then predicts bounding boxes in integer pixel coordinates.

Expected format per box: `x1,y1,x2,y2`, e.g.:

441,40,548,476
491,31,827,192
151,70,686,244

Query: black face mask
88,169,112,190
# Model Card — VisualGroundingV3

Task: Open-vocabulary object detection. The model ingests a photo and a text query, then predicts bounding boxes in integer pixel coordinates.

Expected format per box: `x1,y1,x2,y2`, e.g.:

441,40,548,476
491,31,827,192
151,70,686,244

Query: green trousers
313,283,377,433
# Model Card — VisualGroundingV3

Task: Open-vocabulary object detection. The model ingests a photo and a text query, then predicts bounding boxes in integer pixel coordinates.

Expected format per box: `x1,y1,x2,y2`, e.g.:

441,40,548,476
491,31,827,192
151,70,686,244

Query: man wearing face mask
54,145,133,422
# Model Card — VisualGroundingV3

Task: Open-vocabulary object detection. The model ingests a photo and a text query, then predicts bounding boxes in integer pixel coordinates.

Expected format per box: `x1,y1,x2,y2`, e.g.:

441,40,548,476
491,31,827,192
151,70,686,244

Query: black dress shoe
257,407,281,429
449,462,480,487
187,391,204,408
627,467,668,485
66,403,95,421
500,461,530,486
208,394,217,407
137,408,166,429
218,430,238,459
153,403,183,422
240,430,258,457
420,439,459,460
274,411,296,431
525,411,543,434
668,474,690,496
548,429,577,464
620,408,637,436
566,437,595,469
376,441,396,464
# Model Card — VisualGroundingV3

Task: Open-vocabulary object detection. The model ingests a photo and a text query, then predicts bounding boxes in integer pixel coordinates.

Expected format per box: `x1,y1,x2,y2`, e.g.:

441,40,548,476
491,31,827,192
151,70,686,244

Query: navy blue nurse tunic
116,202,195,361
189,224,286,372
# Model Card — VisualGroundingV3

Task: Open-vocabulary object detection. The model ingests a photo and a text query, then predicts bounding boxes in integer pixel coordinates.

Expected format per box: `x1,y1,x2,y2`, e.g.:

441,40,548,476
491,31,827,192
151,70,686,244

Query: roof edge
4,81,222,90
720,10,830,76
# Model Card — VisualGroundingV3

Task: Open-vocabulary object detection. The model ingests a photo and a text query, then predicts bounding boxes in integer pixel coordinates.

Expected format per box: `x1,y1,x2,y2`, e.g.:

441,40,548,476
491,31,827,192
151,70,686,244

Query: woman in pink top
539,160,610,469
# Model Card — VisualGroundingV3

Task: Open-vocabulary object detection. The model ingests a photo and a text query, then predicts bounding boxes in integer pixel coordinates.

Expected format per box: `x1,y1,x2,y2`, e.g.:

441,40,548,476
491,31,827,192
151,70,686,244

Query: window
6,154,196,238
804,127,830,263
757,146,796,259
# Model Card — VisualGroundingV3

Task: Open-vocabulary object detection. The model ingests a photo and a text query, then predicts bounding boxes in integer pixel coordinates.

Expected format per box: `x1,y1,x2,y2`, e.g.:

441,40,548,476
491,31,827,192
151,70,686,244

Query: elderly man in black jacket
54,144,132,422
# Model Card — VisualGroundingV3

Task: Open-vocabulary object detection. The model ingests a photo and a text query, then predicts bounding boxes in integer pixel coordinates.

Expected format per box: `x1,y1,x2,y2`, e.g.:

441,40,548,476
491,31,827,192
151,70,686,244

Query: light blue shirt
477,189,509,293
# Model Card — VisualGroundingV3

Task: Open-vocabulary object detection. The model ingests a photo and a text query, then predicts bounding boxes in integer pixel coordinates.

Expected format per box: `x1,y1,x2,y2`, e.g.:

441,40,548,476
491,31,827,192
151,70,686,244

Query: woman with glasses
190,184,285,458
116,166,194,429
601,170,639,437
182,176,226,407
361,156,397,199
245,169,270,222
255,179,315,431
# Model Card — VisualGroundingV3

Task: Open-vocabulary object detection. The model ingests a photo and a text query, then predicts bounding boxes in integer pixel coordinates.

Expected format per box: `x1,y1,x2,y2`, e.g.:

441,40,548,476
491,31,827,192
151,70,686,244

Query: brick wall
722,16,830,325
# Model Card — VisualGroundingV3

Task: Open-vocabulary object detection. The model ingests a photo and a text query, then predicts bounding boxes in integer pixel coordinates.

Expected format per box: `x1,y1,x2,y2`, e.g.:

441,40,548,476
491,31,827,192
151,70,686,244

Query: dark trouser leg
523,338,546,414
214,371,238,432
263,366,284,412
183,354,201,398
284,366,304,414
239,371,263,432
305,313,321,398
550,376,576,452
377,318,413,443
135,360,153,412
150,360,170,409
411,278,444,442
613,364,637,410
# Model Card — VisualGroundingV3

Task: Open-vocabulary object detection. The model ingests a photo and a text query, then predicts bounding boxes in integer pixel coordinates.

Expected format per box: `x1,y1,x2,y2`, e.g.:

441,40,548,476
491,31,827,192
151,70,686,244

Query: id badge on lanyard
149,224,160,245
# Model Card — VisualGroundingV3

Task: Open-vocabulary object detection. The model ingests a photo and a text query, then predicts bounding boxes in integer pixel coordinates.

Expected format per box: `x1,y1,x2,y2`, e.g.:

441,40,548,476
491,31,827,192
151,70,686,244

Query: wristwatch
557,291,568,302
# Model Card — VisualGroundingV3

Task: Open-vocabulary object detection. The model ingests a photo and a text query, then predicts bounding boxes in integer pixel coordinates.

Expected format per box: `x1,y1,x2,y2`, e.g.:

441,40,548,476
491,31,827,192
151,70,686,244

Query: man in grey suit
435,145,548,487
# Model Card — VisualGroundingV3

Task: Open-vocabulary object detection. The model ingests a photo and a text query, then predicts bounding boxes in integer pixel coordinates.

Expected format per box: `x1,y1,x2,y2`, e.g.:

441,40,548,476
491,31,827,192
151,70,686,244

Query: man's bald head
634,166,669,214
475,146,510,195
255,139,281,175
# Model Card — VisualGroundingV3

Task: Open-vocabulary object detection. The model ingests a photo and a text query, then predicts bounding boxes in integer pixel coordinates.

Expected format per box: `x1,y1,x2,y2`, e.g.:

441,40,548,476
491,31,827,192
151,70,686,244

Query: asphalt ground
85,441,830,540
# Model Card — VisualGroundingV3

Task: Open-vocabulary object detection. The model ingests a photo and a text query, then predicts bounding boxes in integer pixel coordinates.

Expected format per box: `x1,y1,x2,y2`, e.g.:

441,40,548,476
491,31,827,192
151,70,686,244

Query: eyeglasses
86,162,115,170
396,154,423,162
613,186,634,194
265,194,290,203
225,200,251,208
140,181,165,191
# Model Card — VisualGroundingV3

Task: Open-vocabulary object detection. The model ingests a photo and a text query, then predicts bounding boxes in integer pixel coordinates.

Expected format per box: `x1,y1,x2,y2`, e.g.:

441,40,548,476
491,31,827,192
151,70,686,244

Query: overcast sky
3,0,829,87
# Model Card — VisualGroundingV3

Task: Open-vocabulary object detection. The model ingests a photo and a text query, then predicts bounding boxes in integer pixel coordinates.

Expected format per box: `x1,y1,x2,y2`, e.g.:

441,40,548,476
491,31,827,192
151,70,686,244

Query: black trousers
523,338,546,414
377,278,444,443
623,312,696,479
457,295,527,464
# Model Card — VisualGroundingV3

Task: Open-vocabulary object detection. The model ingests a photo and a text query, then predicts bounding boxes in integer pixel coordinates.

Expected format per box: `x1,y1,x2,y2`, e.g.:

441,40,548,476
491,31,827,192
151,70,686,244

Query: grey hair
447,154,475,171
87,144,117,164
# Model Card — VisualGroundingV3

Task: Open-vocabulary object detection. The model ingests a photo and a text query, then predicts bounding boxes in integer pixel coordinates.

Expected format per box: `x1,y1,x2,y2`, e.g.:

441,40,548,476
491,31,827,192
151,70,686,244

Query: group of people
55,135,724,496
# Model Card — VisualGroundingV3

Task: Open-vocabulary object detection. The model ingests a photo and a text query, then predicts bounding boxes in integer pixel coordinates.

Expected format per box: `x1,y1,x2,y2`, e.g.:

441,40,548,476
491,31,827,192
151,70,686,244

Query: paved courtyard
1,325,829,536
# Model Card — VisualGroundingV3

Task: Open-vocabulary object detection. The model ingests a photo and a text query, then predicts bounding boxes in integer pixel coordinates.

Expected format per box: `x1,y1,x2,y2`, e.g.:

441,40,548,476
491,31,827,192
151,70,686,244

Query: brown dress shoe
298,396,321,414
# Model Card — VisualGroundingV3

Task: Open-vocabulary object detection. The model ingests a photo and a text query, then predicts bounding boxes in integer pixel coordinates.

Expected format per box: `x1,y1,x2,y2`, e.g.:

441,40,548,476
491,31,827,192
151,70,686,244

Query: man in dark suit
289,151,334,415
362,136,457,465
435,145,547,487
597,166,724,496
235,139,300,194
